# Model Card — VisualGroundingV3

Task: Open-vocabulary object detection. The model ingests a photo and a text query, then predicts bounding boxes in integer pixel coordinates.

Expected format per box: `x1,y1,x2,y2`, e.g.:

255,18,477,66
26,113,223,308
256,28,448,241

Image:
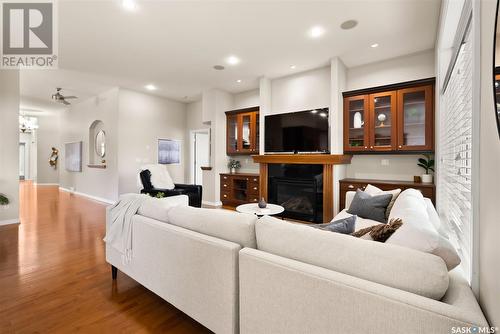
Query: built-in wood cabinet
226,107,259,155
220,173,260,209
339,178,435,210
343,78,434,154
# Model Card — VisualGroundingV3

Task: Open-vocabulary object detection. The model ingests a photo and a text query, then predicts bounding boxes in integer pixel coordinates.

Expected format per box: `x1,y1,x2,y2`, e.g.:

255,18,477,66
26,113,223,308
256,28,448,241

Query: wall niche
88,120,107,168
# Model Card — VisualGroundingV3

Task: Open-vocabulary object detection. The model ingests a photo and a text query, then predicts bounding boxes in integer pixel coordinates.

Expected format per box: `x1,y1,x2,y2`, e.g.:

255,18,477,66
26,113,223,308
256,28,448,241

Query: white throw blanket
104,193,149,264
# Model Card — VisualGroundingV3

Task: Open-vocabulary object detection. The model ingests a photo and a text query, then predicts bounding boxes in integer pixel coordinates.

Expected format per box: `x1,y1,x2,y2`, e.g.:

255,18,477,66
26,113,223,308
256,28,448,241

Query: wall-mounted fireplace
268,164,323,223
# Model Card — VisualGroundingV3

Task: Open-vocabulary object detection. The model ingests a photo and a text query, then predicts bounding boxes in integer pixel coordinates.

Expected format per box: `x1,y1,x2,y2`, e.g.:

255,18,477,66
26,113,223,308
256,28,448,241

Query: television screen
265,108,329,153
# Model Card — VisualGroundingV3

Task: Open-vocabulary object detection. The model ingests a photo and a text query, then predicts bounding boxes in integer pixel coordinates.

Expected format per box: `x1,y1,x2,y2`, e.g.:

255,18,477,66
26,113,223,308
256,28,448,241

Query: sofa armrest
239,248,488,334
175,184,202,208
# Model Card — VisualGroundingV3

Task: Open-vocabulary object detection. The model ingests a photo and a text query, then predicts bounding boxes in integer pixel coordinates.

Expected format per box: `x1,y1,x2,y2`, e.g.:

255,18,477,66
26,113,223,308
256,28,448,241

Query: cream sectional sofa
106,191,488,334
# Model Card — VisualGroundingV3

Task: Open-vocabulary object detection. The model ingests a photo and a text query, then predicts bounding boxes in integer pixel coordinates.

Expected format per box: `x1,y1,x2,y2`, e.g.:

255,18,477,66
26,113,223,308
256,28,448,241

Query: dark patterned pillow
311,215,357,234
351,218,403,242
347,189,392,223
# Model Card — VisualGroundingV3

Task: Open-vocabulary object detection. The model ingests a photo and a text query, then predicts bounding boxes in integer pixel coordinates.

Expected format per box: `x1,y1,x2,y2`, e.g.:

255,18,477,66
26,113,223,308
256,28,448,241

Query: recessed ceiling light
145,84,157,91
309,26,325,38
226,55,240,65
122,0,137,11
290,65,296,69
371,43,379,48
311,109,318,114
236,79,242,83
213,65,225,70
340,20,358,30
319,112,327,118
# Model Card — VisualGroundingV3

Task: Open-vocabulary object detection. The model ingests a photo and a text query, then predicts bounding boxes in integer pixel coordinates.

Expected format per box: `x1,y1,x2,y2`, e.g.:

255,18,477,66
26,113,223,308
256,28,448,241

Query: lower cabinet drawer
248,196,259,203
221,191,231,201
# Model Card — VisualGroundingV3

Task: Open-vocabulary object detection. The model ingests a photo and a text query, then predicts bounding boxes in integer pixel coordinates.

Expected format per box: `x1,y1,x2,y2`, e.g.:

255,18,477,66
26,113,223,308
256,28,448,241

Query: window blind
438,25,473,282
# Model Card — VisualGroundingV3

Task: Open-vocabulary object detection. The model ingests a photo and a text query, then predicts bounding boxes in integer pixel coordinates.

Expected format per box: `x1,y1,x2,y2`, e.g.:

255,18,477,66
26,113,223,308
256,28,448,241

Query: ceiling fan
51,88,78,105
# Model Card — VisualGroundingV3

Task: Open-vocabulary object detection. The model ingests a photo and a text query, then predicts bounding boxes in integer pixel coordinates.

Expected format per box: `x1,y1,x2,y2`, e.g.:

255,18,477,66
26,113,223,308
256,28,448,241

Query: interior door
397,85,433,151
369,91,397,151
194,132,210,185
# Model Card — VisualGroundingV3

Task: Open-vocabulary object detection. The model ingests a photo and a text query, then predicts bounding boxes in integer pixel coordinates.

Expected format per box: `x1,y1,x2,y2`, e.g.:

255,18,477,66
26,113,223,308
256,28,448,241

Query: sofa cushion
364,184,401,218
334,209,379,231
347,189,392,223
167,206,257,248
137,195,189,222
386,223,461,271
256,216,450,300
388,189,461,270
311,215,356,234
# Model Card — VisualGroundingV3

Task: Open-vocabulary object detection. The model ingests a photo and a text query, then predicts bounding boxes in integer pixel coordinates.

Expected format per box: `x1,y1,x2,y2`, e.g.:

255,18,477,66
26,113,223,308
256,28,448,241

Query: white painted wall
19,132,36,180
345,50,436,181
59,88,120,202
233,89,259,109
478,0,500,326
347,49,436,91
0,70,20,224
271,66,330,114
36,112,61,184
118,89,187,194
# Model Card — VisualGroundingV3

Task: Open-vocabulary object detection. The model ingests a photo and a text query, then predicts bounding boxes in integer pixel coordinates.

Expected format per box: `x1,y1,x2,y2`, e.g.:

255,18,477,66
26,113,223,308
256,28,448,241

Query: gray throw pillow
347,189,392,223
311,215,357,234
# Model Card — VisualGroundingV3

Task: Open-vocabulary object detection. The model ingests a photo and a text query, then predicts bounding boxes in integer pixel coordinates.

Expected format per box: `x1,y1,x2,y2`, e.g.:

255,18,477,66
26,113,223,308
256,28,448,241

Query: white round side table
236,203,284,217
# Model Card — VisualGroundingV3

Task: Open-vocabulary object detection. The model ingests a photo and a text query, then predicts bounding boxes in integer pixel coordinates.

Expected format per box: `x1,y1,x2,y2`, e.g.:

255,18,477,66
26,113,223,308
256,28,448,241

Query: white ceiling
21,0,441,104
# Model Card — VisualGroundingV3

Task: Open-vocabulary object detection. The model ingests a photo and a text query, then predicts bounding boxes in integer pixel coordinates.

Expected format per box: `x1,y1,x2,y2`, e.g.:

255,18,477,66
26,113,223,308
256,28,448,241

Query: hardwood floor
0,182,212,333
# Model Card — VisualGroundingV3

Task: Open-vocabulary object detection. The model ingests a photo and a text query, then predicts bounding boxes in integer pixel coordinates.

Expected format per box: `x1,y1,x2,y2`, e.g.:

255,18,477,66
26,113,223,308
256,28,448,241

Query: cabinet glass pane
348,99,365,148
242,115,251,149
228,116,238,151
402,91,426,146
373,95,393,147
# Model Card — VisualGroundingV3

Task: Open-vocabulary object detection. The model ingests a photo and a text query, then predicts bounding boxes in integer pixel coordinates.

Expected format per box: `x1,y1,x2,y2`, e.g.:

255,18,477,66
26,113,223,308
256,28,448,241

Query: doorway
190,129,210,185
19,143,26,180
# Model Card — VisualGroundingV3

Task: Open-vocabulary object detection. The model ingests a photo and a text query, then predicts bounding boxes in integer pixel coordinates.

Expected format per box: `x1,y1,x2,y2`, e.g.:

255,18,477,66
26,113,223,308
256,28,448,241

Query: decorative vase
377,113,387,127
258,197,267,209
230,167,236,174
421,174,433,183
353,112,363,129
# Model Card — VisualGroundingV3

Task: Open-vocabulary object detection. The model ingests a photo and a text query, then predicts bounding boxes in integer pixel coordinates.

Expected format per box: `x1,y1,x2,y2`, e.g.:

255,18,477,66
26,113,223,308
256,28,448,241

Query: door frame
189,129,210,185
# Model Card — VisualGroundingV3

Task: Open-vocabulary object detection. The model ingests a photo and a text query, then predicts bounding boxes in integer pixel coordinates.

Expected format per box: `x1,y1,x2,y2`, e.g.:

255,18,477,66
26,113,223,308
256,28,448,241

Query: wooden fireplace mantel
251,154,352,165
252,154,352,223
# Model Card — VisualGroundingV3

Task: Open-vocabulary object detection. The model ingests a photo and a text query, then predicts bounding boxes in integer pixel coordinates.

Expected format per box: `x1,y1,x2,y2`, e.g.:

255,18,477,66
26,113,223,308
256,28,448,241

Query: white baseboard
59,187,115,205
202,200,223,207
35,183,60,186
0,219,20,226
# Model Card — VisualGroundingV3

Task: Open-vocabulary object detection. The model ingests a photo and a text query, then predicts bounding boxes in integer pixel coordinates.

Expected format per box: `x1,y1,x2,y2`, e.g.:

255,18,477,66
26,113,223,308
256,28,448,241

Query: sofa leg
111,265,118,280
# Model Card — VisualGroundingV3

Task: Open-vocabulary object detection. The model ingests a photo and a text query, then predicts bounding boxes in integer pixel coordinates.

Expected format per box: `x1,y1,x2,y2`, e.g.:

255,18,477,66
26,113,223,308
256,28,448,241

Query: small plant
418,154,435,175
0,194,9,206
155,192,165,199
227,159,241,170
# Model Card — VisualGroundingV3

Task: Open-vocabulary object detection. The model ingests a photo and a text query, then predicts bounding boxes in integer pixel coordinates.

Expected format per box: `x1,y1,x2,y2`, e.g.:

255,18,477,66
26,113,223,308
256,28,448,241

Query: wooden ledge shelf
251,154,352,165
200,166,212,171
87,164,106,169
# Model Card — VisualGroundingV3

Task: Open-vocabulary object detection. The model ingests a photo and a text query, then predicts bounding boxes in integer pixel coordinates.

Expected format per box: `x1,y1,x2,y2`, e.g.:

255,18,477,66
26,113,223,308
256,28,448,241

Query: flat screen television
265,108,329,153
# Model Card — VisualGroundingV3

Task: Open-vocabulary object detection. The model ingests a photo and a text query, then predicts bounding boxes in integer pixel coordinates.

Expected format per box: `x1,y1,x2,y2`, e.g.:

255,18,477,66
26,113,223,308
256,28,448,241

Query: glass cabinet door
227,114,238,154
397,85,433,151
344,95,369,151
369,91,397,151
